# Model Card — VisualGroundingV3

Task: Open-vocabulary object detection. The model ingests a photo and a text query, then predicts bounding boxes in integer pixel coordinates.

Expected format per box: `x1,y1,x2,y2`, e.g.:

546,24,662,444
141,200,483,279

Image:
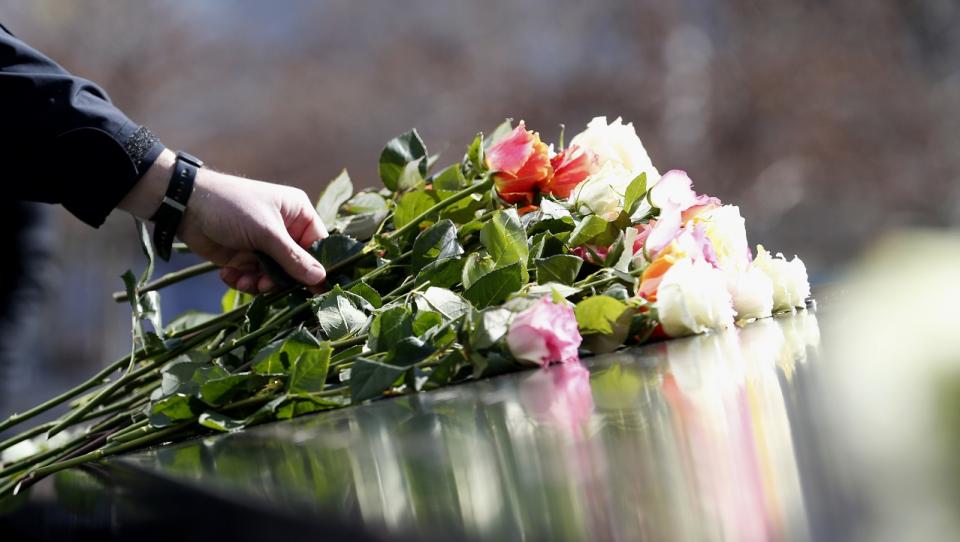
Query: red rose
486,121,553,205
545,145,597,198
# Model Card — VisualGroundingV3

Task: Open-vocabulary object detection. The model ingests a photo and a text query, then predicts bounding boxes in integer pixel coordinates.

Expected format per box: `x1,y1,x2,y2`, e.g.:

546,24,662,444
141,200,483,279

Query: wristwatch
150,151,203,261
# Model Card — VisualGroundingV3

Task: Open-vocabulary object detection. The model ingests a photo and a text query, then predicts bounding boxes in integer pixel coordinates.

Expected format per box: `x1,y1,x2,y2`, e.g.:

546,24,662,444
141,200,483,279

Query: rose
486,121,553,206
567,161,635,220
636,223,718,300
694,205,750,271
568,116,659,182
726,265,774,321
644,170,699,253
752,245,810,311
506,297,582,366
655,257,735,336
545,145,598,199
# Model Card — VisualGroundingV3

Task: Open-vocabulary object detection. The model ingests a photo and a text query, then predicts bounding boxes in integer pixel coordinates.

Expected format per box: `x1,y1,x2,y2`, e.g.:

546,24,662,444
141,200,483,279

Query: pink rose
645,170,698,253
507,297,582,366
486,121,553,206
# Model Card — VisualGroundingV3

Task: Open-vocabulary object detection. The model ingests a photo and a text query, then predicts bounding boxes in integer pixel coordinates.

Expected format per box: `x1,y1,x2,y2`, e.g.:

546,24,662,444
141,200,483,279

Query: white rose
569,116,660,183
698,205,750,271
656,257,735,337
567,161,634,220
752,245,810,311
726,265,774,321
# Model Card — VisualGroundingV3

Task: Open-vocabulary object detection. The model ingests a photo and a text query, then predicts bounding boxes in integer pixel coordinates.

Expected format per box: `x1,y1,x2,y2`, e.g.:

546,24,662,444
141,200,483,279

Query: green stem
26,423,191,482
0,347,152,434
48,325,226,437
390,177,493,241
113,261,219,302
106,419,150,443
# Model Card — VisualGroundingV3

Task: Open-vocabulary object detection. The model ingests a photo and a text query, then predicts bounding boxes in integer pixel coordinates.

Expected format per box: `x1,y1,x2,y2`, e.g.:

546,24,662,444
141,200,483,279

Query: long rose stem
113,261,219,302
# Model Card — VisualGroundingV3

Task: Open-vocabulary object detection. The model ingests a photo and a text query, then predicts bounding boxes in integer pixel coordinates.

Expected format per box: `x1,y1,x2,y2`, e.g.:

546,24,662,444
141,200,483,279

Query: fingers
262,232,327,287
286,195,329,249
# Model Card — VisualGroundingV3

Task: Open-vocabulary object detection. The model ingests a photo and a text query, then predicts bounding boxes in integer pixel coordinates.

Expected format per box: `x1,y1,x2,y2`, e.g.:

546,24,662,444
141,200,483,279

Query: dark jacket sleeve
1,23,164,227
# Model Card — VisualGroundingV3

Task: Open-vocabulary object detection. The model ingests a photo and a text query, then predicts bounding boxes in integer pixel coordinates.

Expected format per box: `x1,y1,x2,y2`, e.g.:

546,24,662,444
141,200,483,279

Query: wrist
119,148,177,219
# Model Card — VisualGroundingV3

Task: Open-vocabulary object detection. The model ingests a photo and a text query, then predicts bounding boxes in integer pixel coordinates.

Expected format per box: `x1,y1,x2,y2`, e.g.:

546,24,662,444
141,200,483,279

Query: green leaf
414,287,471,321
396,157,426,191
412,310,443,336
411,219,464,274
367,306,414,353
165,311,216,334
198,412,246,432
149,394,197,427
603,231,626,268
272,393,345,419
336,212,389,241
461,252,496,290
350,358,405,402
431,163,467,191
156,356,221,398
385,337,434,366
221,289,254,313
135,218,155,284
315,169,354,227
312,288,371,340
199,372,270,407
462,262,524,308
470,307,512,349
535,255,583,285
288,341,332,393
348,281,382,309
623,172,647,216
415,257,464,289
308,234,364,270
342,191,388,214
379,129,428,191
574,295,629,335
528,232,567,263
464,132,485,174
393,189,439,230
569,215,612,247
480,209,528,273
252,329,323,375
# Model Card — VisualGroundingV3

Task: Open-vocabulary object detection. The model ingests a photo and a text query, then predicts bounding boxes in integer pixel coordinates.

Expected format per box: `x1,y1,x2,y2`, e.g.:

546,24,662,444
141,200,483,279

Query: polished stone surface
106,309,844,541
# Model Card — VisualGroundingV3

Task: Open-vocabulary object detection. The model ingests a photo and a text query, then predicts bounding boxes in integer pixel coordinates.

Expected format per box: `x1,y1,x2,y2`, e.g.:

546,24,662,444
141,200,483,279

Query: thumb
262,231,327,286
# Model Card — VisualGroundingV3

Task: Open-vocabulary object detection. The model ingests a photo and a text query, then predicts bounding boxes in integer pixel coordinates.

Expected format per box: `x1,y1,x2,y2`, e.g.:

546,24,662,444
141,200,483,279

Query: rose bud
486,121,553,205
545,145,598,199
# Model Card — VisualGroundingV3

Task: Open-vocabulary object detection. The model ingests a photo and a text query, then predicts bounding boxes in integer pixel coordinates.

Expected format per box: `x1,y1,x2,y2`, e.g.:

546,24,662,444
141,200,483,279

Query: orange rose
545,145,598,198
486,121,553,205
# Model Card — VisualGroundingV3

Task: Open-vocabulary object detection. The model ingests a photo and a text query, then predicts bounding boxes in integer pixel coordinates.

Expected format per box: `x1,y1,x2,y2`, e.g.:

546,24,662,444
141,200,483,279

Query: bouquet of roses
0,116,810,495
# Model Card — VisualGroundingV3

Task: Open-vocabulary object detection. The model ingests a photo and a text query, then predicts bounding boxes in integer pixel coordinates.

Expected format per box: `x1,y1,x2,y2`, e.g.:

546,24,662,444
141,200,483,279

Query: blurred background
2,0,959,412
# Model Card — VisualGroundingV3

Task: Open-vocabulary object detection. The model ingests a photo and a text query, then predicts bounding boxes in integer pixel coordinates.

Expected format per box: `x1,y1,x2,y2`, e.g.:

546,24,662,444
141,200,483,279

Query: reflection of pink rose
507,297,582,366
519,362,594,429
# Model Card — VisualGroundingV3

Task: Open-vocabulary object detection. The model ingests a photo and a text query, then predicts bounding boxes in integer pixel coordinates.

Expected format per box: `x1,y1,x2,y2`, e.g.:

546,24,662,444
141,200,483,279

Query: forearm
118,148,176,220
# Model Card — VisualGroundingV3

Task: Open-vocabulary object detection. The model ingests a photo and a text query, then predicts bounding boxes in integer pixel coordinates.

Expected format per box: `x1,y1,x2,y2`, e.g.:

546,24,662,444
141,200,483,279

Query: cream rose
567,161,634,220
698,205,750,271
569,116,660,182
726,265,774,321
753,245,811,311
656,257,735,337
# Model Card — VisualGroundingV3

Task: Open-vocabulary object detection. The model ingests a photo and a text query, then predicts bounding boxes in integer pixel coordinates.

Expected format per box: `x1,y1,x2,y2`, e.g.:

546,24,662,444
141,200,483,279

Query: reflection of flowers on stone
519,362,595,430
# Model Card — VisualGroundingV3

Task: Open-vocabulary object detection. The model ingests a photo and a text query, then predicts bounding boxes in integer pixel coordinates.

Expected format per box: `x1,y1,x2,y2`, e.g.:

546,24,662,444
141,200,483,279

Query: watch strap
150,151,203,261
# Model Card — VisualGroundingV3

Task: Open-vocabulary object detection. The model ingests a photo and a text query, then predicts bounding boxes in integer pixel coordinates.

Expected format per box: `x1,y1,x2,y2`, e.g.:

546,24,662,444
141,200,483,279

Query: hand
120,149,328,293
